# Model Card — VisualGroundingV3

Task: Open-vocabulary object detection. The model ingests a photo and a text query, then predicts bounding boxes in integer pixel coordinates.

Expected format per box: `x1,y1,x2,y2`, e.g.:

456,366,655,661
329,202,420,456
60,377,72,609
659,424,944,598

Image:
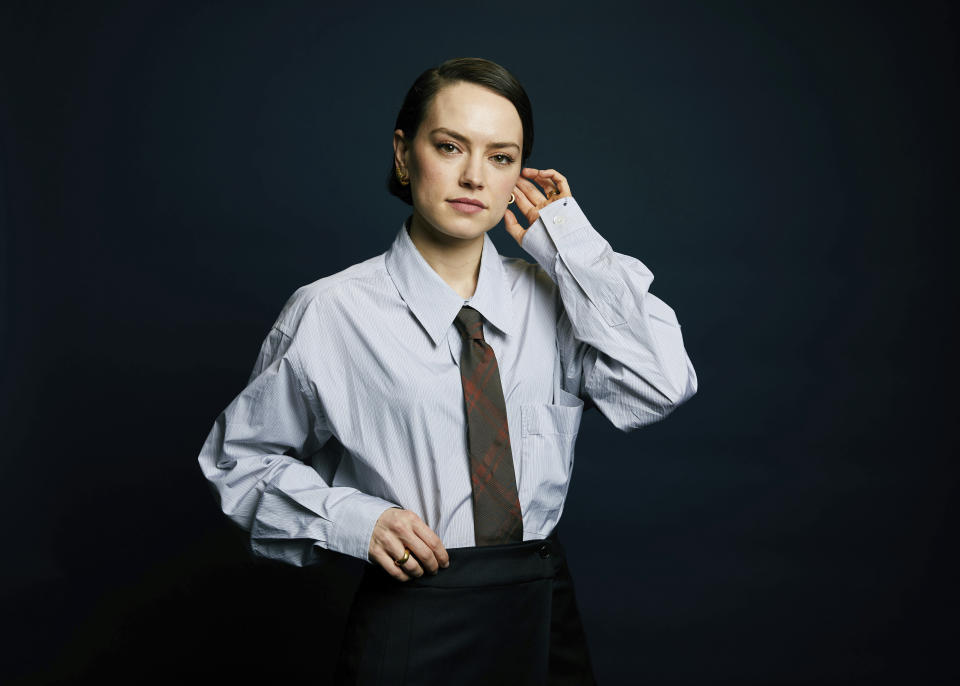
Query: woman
198,57,697,684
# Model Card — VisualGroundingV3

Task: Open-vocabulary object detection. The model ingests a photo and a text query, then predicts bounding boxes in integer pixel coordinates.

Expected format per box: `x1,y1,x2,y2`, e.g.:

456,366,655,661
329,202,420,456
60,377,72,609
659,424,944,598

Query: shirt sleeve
197,322,398,566
521,196,698,431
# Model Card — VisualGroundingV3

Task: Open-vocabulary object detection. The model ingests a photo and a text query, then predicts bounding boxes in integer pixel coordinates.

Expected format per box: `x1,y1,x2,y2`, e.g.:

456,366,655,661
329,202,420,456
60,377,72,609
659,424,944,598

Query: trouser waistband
359,528,564,590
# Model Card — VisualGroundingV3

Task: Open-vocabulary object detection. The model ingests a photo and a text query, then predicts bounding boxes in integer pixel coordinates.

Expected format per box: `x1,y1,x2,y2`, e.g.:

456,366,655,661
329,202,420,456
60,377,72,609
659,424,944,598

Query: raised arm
506,168,697,431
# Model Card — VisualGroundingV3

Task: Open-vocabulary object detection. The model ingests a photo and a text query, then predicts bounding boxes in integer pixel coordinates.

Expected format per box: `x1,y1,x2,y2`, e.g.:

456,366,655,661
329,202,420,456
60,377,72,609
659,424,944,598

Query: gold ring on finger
394,548,410,566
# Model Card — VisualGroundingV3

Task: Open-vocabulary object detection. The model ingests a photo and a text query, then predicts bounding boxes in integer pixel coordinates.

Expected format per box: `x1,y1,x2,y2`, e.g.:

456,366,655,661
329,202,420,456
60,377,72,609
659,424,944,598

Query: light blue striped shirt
197,196,697,566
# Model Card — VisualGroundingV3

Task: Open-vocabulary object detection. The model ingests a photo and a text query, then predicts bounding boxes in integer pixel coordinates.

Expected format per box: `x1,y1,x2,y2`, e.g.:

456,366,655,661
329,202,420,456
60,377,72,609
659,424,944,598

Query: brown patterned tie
453,305,523,545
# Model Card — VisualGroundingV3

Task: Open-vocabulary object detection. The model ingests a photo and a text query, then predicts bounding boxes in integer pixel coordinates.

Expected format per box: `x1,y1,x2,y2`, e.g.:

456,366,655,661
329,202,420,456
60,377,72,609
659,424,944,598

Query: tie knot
454,306,485,341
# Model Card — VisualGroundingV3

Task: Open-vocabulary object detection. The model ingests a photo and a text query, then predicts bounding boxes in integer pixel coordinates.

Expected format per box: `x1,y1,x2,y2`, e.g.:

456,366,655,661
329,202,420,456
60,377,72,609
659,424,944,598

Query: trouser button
538,543,551,558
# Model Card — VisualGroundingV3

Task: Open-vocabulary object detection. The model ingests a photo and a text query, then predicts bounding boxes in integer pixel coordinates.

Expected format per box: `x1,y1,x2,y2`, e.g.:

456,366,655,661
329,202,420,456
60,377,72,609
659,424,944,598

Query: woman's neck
407,211,484,300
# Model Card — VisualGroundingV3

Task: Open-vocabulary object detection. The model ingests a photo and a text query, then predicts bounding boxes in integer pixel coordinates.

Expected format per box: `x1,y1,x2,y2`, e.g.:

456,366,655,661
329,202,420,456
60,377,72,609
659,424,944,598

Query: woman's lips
447,200,485,214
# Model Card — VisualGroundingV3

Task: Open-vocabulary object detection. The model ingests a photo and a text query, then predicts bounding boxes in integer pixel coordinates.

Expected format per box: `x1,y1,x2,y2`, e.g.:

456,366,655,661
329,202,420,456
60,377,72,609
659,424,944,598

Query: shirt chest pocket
518,387,585,522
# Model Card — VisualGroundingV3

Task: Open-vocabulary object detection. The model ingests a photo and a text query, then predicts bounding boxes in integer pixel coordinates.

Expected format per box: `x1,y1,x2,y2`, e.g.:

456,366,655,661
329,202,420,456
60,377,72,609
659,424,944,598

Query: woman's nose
459,155,485,189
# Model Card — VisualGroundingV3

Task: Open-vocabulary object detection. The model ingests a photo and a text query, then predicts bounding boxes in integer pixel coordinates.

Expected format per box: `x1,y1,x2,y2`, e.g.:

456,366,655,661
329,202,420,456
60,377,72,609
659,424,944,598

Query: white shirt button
553,215,564,225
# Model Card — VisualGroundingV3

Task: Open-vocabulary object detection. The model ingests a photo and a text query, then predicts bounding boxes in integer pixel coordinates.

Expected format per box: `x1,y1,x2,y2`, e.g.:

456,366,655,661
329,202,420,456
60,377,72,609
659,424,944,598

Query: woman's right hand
368,507,450,581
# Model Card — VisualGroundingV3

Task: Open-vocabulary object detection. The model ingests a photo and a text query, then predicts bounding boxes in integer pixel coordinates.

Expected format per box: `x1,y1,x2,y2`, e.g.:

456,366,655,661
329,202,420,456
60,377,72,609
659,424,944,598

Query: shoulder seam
275,257,389,336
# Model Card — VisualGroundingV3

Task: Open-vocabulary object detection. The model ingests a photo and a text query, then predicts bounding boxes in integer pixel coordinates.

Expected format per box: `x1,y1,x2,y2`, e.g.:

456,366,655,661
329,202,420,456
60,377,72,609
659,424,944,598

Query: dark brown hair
387,57,534,205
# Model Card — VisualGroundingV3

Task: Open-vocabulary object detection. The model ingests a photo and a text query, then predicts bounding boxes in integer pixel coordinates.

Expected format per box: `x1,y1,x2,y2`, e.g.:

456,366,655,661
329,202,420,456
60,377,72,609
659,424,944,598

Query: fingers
515,177,548,208
522,167,571,199
511,168,570,235
369,508,448,582
412,518,450,572
402,531,439,575
520,167,557,197
537,168,570,197
503,209,527,246
513,180,541,224
372,546,415,581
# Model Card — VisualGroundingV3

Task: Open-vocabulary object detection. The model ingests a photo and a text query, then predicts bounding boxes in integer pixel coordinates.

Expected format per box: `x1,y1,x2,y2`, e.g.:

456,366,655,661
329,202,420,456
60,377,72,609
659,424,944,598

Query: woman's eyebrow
430,127,520,151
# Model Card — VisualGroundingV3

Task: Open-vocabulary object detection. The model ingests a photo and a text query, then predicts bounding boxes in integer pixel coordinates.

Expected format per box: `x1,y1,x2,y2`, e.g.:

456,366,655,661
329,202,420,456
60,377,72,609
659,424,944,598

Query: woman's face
394,81,524,243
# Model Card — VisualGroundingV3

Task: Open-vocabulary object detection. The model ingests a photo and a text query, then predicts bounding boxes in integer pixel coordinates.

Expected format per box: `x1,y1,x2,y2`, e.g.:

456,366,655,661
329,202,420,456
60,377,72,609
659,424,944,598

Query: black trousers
335,528,597,686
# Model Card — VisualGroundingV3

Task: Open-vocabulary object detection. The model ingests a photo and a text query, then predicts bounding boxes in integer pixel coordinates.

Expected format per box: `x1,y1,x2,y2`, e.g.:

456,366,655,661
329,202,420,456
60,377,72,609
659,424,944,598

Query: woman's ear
393,129,409,173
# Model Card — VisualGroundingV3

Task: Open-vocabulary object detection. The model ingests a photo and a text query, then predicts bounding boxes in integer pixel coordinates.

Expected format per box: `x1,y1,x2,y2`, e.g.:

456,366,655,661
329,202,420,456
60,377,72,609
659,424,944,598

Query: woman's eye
491,154,515,166
438,142,459,154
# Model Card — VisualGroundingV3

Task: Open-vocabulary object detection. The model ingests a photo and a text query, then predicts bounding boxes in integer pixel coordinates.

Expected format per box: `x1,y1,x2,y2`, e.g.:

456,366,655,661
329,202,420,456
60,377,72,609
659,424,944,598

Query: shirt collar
385,218,515,347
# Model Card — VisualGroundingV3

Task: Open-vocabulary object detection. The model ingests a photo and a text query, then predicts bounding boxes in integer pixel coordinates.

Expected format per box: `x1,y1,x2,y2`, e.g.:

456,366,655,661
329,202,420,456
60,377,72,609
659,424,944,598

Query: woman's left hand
504,167,572,247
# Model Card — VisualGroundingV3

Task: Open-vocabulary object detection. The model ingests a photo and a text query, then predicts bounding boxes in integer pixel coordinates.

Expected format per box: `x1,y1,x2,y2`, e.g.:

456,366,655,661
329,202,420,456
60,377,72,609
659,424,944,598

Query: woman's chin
420,213,491,243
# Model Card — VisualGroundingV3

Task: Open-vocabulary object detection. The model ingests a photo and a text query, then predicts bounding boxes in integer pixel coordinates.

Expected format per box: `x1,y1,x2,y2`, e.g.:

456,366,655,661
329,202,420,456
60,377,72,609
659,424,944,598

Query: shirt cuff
521,214,558,282
326,492,399,563
521,196,628,326
521,196,595,281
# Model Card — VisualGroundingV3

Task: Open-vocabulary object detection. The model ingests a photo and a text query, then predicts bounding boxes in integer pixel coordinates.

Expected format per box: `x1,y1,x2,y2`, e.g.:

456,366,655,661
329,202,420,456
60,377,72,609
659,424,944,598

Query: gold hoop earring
395,167,409,186
508,192,515,204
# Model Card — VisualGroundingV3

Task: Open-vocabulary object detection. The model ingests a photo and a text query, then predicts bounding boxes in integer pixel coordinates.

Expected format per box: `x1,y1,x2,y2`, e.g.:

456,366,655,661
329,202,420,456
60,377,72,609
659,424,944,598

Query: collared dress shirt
197,197,697,567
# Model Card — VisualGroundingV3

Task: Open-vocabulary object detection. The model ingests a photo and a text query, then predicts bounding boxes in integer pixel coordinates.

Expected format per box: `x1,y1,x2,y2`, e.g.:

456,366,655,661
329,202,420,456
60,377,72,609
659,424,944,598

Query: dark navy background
1,2,956,683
